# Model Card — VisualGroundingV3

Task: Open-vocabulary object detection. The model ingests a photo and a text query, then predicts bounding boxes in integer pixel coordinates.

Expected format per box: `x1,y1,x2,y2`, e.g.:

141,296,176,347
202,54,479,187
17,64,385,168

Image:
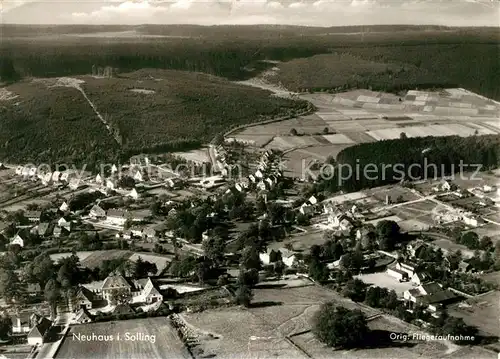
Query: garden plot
266,136,323,151
366,186,421,203
80,250,132,268
315,112,351,122
344,131,377,143
49,251,96,263
327,121,366,133
367,123,495,140
321,133,355,145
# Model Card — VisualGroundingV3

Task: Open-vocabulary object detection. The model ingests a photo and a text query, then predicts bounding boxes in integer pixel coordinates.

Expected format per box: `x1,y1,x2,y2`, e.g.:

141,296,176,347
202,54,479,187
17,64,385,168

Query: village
0,128,498,359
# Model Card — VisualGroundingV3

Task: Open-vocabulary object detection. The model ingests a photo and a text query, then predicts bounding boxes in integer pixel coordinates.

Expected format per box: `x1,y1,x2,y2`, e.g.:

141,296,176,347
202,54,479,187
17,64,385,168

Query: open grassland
80,250,132,268
290,315,455,359
56,317,190,359
448,291,500,338
128,253,172,275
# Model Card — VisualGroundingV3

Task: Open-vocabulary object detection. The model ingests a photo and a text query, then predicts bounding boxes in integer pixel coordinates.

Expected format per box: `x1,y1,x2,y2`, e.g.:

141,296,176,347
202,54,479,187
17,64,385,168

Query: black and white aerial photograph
0,1,499,358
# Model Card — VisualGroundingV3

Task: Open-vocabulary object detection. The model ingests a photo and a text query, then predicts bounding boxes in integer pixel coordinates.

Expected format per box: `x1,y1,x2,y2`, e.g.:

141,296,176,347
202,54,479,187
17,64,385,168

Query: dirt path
51,77,121,145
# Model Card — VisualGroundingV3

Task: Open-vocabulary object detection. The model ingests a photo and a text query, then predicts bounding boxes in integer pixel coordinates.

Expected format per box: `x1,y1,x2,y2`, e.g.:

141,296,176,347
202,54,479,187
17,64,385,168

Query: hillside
274,43,500,98
0,69,309,167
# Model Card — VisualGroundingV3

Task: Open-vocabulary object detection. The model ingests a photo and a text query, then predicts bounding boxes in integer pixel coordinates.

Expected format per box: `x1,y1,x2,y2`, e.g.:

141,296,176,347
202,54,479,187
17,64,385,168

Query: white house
463,214,480,227
106,179,117,191
133,171,144,182
58,217,71,231
256,181,267,191
403,282,456,312
27,317,52,346
95,174,103,184
260,248,296,267
248,174,256,183
111,164,118,174
299,203,314,215
255,170,264,179
10,234,24,248
59,202,69,212
127,188,139,200
308,196,318,205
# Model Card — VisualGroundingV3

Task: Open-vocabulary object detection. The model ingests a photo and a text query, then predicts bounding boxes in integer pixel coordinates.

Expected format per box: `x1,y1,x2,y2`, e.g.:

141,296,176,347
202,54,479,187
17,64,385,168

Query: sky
1,0,499,26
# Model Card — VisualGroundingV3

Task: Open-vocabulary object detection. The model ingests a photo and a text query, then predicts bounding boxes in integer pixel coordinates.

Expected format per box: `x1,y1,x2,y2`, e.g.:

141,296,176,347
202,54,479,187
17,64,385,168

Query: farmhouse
100,274,132,302
328,213,355,231
95,174,103,184
58,217,71,231
25,211,42,223
113,304,135,315
403,282,457,312
10,234,25,248
11,314,32,334
59,202,69,212
73,308,93,324
134,278,163,304
27,317,52,346
72,286,96,311
406,241,427,258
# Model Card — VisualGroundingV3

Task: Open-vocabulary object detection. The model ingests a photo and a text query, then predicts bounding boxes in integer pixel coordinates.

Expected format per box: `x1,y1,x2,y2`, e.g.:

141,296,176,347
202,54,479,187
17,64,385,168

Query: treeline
316,135,500,193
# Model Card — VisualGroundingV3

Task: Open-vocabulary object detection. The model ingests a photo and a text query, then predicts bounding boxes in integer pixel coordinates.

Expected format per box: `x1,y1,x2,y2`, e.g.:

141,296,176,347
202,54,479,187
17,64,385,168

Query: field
181,284,463,359
448,290,500,338
56,317,190,359
290,314,453,359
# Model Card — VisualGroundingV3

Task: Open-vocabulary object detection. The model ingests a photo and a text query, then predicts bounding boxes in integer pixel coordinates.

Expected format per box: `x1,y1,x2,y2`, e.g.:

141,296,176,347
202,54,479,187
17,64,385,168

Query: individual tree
376,220,401,251
44,279,61,319
0,269,21,303
290,128,298,136
238,268,259,287
235,285,253,307
459,232,479,250
274,259,285,278
400,132,408,140
134,257,158,278
313,303,368,349
25,253,55,288
240,246,261,270
109,288,132,305
479,236,493,251
323,127,330,134
342,279,367,302
340,250,364,273
0,315,12,340
308,259,329,282
202,236,226,265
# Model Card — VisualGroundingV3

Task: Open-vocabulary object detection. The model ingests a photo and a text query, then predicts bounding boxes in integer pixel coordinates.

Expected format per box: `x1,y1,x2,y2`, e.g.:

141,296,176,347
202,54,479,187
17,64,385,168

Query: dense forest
0,70,310,169
316,135,500,193
1,25,499,100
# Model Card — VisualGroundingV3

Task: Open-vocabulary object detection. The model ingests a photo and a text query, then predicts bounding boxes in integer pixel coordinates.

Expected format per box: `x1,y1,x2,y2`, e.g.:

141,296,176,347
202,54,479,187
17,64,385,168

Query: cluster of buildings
14,166,83,190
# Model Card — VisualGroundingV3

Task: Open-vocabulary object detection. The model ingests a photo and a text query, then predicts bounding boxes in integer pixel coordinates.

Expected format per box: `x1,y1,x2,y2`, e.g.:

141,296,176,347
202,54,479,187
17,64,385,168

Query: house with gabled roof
90,205,106,219
59,202,69,213
72,286,95,311
100,274,132,302
27,317,52,346
57,217,71,232
95,174,103,184
127,188,139,200
137,278,163,304
36,222,53,237
403,282,457,312
10,234,25,248
72,308,92,324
